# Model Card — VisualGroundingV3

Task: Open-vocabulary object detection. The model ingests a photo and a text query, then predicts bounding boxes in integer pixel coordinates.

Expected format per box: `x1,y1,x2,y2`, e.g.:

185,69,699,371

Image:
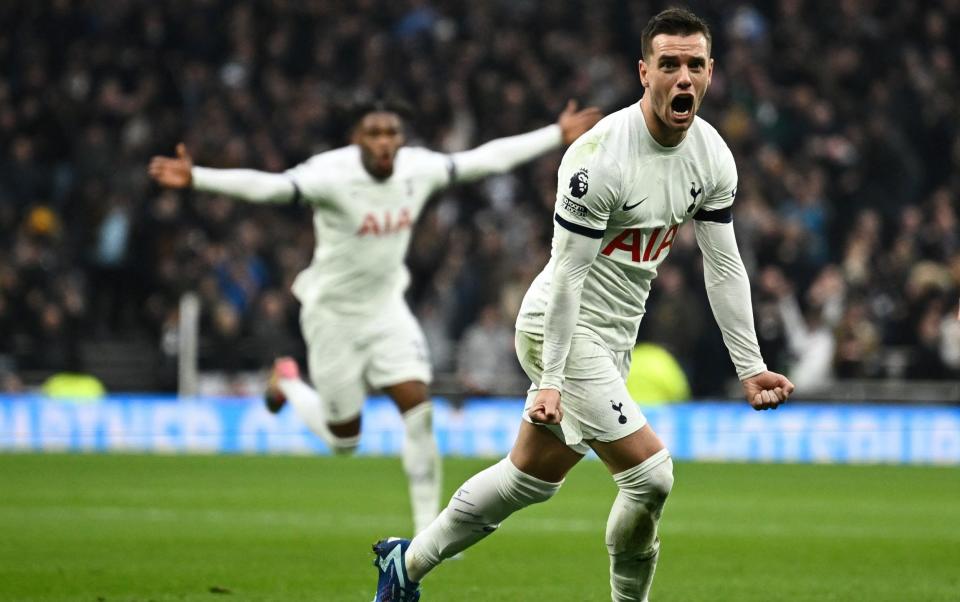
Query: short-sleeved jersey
285,145,453,315
517,102,738,350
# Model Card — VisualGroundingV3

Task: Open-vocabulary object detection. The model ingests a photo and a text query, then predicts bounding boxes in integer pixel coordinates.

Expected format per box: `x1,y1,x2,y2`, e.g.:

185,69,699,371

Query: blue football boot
372,538,421,601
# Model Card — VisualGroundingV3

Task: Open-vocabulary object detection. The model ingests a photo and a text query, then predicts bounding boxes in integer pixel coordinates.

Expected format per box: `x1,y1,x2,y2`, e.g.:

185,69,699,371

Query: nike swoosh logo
623,197,648,211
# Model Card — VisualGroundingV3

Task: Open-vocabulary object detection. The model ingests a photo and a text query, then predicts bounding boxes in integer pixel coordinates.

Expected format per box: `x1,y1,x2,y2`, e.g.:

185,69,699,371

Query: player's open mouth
670,94,694,120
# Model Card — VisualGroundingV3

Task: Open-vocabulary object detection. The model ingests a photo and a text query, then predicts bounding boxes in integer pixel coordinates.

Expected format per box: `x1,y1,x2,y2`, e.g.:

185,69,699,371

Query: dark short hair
347,97,413,128
641,8,712,60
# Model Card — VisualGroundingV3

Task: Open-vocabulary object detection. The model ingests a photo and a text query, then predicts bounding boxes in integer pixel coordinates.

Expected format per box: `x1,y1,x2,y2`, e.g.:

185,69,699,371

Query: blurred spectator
941,300,960,373
0,1,958,395
457,304,520,395
88,194,133,334
1,369,25,394
760,265,841,393
834,299,882,379
248,289,302,365
419,300,455,374
639,264,704,377
201,301,248,373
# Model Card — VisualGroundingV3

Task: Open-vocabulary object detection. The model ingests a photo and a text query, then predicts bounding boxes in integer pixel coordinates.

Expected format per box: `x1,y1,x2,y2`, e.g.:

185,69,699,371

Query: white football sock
278,378,359,454
404,456,562,583
402,403,442,535
607,449,674,602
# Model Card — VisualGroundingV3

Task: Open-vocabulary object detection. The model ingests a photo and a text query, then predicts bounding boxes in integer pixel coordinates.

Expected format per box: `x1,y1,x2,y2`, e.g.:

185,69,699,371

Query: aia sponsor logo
356,207,413,236
601,224,679,263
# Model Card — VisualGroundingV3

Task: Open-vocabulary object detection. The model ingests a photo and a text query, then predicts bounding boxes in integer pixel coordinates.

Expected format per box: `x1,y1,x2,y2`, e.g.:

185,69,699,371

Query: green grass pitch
1,454,958,601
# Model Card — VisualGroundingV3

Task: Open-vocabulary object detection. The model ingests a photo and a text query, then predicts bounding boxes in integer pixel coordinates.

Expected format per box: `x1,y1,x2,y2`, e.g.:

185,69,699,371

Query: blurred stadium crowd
1,0,959,396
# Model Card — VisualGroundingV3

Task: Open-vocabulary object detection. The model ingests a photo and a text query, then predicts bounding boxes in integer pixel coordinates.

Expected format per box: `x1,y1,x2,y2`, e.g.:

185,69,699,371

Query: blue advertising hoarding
1,395,958,464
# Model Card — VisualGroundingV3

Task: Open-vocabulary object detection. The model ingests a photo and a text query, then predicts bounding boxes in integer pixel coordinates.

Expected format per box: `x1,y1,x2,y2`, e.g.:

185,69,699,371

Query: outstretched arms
450,100,602,184
148,143,194,188
148,143,297,204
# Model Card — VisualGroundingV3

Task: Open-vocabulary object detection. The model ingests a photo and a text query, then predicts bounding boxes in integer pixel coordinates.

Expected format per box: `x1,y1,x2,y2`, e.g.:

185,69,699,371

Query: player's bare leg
590,423,667,474
590,425,674,602
508,420,584,482
383,380,430,414
268,356,360,454
404,421,582,583
384,380,442,535
327,416,361,443
264,357,299,414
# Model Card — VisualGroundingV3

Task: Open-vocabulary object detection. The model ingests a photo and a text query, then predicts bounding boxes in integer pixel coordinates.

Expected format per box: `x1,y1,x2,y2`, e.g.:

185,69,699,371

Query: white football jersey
517,102,738,351
285,145,453,315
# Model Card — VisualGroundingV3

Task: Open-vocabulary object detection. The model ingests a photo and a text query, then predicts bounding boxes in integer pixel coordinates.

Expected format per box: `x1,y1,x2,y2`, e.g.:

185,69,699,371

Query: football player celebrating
148,99,601,536
371,9,794,602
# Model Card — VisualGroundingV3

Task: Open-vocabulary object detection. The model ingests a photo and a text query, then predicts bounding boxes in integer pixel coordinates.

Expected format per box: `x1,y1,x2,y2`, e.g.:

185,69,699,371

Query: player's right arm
148,143,299,204
447,101,602,185
530,143,621,425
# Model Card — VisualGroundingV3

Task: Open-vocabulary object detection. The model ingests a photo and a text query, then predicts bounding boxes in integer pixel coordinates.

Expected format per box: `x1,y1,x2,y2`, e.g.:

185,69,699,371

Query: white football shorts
515,329,646,455
299,296,432,423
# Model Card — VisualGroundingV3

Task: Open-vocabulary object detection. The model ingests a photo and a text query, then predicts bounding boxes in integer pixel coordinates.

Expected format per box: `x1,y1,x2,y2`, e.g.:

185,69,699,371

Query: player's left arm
530,144,620,425
529,226,605,424
447,100,602,184
693,146,795,410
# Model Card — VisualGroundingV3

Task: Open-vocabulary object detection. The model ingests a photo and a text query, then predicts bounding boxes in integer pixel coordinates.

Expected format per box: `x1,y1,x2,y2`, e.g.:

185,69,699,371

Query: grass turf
0,454,958,601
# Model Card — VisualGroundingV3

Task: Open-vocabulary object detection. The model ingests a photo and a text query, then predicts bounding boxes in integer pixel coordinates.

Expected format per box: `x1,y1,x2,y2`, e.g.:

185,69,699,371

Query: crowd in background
1,0,958,396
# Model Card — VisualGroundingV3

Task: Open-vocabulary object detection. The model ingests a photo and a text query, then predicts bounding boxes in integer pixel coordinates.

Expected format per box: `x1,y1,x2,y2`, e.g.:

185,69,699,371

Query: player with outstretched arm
371,9,794,601
148,100,601,536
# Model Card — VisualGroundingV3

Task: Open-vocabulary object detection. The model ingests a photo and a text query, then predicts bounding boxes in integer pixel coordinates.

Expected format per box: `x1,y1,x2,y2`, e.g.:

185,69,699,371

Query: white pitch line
2,505,958,542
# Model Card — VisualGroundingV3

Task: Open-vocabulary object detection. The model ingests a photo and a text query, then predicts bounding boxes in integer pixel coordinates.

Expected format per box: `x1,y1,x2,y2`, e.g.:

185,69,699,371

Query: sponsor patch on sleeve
568,167,589,198
560,196,588,218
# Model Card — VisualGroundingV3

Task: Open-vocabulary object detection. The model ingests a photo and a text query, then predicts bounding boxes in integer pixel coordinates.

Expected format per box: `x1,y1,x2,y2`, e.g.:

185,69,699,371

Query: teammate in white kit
148,99,601,535
371,9,795,602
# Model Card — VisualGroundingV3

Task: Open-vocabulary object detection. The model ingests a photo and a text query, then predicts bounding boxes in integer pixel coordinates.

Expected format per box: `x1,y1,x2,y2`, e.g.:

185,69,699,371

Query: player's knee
644,457,674,511
402,402,437,473
616,451,673,511
327,433,360,455
388,381,430,413
607,452,673,555
326,417,361,456
500,456,564,506
402,402,433,440
329,415,361,437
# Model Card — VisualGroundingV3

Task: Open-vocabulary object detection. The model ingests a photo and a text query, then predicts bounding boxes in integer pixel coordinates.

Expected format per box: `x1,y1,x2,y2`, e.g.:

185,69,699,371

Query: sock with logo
403,456,562,583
